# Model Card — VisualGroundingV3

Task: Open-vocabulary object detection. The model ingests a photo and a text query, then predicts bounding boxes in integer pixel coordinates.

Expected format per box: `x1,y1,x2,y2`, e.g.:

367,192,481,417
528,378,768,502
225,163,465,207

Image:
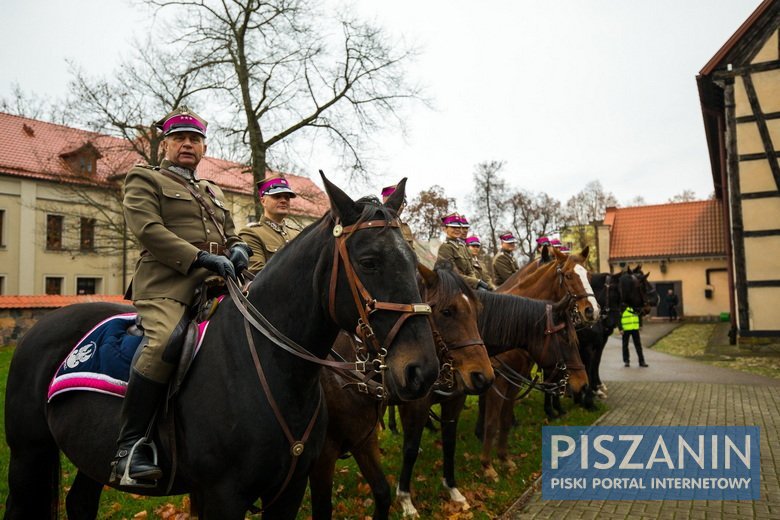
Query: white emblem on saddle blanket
65,342,97,368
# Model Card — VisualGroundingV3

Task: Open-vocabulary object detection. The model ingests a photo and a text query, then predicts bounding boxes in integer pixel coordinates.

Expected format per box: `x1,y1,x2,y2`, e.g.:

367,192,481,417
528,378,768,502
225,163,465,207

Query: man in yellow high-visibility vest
619,306,648,368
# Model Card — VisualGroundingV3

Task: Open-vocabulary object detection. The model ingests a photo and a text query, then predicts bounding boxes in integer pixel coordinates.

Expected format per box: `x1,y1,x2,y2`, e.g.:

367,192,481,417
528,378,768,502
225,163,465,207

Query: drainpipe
716,110,737,344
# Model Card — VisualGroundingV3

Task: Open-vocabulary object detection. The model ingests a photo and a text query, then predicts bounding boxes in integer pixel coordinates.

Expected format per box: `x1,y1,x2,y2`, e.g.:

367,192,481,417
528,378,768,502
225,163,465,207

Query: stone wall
0,307,54,345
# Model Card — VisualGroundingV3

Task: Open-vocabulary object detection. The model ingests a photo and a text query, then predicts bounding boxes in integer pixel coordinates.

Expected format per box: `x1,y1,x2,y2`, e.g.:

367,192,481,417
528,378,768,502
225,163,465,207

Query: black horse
4,176,440,519
575,268,653,402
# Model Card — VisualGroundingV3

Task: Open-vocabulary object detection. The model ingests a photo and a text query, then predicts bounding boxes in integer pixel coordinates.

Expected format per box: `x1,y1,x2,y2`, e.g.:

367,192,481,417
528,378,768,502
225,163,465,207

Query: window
46,214,63,250
0,209,5,246
76,277,100,295
80,217,95,251
45,277,63,295
0,276,4,295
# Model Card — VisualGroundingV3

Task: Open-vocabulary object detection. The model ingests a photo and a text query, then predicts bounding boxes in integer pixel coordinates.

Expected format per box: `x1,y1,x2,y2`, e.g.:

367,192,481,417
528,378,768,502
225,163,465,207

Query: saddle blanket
47,312,211,401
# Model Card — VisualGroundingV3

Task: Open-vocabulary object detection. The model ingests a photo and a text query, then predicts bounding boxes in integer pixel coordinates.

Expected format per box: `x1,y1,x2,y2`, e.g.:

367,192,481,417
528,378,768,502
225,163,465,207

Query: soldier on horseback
114,106,252,485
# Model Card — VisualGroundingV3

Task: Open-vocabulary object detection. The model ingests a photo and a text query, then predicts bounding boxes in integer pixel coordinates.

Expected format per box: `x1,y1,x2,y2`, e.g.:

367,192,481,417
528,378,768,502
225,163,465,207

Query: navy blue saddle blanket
47,313,211,401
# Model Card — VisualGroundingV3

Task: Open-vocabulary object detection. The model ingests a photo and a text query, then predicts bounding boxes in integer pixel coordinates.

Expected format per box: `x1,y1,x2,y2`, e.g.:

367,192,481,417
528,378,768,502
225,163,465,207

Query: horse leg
386,404,399,434
543,388,557,419
65,471,103,520
5,436,61,519
497,397,518,470
351,433,392,520
480,389,501,482
309,437,341,520
474,394,485,441
440,396,469,510
554,393,566,416
396,398,431,517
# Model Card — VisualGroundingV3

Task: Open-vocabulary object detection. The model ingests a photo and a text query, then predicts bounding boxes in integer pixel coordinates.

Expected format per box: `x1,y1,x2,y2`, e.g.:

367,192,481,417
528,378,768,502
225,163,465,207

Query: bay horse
475,293,584,482
4,176,440,519
309,265,493,520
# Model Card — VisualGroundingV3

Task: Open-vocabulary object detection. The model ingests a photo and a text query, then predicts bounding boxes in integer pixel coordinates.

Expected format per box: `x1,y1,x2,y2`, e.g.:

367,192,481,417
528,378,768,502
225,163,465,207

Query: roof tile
0,112,328,218
0,294,130,309
609,200,725,260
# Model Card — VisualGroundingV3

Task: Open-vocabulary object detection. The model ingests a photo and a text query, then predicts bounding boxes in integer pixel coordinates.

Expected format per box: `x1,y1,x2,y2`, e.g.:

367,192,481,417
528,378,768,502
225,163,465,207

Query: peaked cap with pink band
441,212,462,227
155,106,208,137
257,175,297,198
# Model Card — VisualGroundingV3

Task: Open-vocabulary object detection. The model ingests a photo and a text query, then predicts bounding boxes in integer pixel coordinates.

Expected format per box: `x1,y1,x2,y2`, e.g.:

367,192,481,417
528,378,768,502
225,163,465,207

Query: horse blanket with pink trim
47,312,212,401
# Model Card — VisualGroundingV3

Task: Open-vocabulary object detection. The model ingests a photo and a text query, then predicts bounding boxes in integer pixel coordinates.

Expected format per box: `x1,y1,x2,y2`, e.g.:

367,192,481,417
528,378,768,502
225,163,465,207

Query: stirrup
111,437,159,488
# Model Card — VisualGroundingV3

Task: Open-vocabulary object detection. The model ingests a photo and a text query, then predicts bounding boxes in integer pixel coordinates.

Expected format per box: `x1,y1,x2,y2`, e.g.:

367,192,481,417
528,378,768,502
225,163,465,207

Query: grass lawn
1,344,604,518
652,323,780,380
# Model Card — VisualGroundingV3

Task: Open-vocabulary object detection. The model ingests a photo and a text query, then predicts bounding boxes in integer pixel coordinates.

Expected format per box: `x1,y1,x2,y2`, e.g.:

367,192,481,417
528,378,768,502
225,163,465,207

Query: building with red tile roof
0,111,328,299
596,200,729,319
697,0,780,341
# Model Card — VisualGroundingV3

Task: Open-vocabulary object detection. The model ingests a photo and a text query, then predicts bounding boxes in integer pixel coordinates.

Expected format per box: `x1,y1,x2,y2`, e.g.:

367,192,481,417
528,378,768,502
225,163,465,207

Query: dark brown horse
4,176,441,520
309,266,493,520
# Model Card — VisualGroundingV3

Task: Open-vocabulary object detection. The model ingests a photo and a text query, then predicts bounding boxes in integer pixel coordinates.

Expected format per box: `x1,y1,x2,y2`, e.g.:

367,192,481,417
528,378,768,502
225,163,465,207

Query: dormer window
60,142,102,176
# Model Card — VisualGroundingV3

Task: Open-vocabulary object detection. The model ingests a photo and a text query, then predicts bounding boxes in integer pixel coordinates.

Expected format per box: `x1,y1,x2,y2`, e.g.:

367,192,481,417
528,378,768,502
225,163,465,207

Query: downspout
716,110,737,344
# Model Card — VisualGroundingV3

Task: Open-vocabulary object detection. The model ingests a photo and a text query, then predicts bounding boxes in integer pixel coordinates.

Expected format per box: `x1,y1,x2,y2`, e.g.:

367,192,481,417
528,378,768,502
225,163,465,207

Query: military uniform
437,238,481,289
124,159,242,381
239,215,303,273
472,257,493,288
400,221,415,250
492,250,520,287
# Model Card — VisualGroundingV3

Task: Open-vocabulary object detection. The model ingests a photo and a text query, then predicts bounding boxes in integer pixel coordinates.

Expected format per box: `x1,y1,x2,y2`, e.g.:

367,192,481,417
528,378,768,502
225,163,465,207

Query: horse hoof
483,465,499,482
442,480,470,509
596,389,607,399
396,487,419,517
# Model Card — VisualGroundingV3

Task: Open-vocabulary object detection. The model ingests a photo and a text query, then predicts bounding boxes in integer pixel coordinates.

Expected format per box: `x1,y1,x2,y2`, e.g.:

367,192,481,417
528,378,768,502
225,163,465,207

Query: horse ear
552,247,567,263
417,263,438,289
541,245,551,262
580,245,590,259
384,178,407,213
320,170,360,223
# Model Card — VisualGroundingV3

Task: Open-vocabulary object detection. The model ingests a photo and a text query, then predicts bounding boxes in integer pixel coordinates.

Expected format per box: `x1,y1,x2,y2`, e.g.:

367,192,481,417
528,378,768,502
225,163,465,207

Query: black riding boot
111,369,166,485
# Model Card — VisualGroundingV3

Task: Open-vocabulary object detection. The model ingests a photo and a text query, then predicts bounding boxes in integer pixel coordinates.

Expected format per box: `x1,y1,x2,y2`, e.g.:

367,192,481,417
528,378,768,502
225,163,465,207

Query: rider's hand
193,251,236,281
228,243,252,276
476,280,493,292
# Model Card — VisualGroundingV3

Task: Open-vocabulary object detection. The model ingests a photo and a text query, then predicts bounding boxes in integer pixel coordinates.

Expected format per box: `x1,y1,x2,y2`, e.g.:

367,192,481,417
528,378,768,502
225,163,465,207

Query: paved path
502,322,780,519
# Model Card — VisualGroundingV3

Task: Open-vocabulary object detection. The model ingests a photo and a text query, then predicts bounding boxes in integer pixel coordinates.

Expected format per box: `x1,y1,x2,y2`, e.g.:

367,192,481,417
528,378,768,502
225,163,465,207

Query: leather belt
140,241,227,257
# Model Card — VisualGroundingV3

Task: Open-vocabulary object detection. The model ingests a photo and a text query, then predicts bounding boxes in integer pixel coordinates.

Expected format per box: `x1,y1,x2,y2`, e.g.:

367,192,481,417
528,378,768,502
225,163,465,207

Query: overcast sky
1,0,763,211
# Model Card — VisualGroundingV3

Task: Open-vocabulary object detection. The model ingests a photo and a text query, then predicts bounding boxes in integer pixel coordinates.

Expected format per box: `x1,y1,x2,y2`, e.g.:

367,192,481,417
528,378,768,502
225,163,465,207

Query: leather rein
225,215,432,512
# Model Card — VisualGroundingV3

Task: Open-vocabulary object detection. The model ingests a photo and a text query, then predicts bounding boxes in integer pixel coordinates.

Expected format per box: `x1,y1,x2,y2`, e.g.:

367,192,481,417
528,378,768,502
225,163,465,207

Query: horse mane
475,292,550,348
428,265,480,312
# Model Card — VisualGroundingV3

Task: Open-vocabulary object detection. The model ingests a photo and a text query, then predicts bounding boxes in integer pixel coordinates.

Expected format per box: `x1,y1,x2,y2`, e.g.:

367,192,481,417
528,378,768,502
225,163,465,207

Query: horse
4,175,441,520
497,246,599,325
309,265,493,520
576,270,647,399
474,292,585,481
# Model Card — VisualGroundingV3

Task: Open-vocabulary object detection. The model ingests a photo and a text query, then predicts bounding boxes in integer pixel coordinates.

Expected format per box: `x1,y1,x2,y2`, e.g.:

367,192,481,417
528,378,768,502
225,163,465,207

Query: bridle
556,264,595,326
423,284,485,396
225,213,432,511
491,303,584,401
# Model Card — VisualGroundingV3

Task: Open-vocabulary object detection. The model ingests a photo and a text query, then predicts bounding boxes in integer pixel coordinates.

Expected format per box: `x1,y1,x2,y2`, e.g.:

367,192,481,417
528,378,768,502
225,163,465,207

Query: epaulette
247,222,262,228
134,163,159,170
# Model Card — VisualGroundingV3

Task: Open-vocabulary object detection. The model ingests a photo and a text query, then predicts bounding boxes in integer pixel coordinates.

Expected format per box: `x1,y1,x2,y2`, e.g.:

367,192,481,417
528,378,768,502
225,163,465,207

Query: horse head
631,265,659,313
418,264,494,395
320,174,439,401
551,246,600,325
548,296,589,395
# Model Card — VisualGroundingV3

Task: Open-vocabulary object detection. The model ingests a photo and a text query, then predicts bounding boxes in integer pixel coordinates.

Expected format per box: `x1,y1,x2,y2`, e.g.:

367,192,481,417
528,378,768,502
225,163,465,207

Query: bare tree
64,44,217,167
0,83,67,123
563,180,618,257
469,160,509,256
508,190,562,260
626,195,647,207
668,189,698,203
148,0,423,217
406,185,455,241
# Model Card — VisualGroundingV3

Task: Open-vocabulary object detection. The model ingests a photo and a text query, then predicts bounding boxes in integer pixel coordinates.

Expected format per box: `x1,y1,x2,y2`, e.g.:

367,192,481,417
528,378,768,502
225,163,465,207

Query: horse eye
359,258,378,270
441,307,454,318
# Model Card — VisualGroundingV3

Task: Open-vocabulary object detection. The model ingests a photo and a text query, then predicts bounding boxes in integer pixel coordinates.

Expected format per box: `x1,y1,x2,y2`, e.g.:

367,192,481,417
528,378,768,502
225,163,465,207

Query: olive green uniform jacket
239,215,303,274
437,238,481,289
123,161,242,304
400,221,415,250
492,250,520,287
472,257,494,288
